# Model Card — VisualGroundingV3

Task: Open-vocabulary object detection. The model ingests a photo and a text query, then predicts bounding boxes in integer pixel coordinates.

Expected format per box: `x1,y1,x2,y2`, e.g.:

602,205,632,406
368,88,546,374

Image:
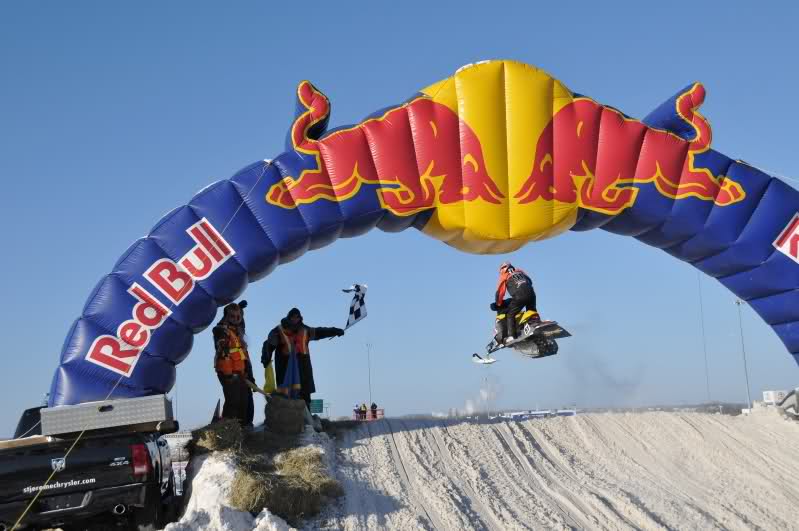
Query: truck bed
0,436,55,451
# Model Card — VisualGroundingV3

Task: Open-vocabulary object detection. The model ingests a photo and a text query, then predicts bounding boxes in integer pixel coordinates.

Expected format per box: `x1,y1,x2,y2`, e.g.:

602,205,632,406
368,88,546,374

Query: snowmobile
475,310,571,362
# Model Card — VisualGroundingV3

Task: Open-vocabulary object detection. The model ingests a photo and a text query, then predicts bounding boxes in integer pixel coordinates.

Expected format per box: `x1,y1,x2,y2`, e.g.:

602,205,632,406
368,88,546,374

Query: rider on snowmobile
490,262,539,344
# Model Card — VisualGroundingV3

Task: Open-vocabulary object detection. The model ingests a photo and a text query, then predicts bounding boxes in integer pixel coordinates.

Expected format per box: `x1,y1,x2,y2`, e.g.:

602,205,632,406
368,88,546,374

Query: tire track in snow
317,420,425,530
569,415,675,530
421,420,502,531
389,419,489,530
339,422,381,530
382,419,446,531
359,420,425,530
440,419,570,529
322,412,799,531
594,414,728,529
515,418,642,530
495,421,588,529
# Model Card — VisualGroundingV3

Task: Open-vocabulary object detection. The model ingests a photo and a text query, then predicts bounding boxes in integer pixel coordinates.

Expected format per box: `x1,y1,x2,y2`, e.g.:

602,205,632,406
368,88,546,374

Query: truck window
13,407,43,438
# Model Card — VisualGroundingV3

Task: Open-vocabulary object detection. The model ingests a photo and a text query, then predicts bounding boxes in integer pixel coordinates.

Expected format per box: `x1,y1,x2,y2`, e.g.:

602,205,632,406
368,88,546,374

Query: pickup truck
0,406,177,531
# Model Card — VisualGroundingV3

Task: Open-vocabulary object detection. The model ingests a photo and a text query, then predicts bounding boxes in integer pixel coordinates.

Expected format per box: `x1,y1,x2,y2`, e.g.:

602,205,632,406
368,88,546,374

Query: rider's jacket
496,269,533,304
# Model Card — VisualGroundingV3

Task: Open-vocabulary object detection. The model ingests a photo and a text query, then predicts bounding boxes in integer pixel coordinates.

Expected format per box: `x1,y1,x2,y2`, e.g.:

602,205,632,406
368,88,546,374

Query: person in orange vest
213,300,255,426
261,308,344,410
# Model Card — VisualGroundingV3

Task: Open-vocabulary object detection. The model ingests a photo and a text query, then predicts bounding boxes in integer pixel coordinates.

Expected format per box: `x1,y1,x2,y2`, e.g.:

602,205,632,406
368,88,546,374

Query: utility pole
697,272,711,403
735,300,753,410
366,343,373,405
485,376,490,420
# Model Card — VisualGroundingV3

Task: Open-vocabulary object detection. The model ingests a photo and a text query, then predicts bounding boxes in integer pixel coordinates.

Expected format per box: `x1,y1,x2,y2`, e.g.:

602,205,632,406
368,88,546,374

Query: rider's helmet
499,261,515,274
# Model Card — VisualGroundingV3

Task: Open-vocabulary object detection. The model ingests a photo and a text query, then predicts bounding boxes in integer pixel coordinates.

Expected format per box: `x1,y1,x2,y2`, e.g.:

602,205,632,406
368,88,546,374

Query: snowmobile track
312,411,799,531
413,419,502,531
536,416,650,529
382,419,445,531
495,422,586,529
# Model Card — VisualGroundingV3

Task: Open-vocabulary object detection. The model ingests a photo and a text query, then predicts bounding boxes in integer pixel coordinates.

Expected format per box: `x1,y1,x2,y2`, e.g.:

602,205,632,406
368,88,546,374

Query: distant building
499,408,580,420
763,390,788,405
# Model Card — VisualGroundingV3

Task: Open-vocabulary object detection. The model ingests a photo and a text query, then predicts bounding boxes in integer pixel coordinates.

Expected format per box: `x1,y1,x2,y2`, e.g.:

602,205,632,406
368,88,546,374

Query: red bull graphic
85,218,233,377
85,283,172,376
774,214,799,265
267,81,504,216
145,219,233,304
515,83,745,215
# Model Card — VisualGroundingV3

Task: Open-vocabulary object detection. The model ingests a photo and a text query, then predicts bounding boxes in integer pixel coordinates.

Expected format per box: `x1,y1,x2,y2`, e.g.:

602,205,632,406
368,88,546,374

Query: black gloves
239,300,248,309
490,302,498,311
334,328,345,337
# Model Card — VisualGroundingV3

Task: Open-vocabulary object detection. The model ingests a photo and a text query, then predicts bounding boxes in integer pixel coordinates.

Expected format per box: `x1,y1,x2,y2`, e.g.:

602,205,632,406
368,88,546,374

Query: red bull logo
265,63,748,253
515,83,746,215
85,219,234,376
267,81,504,216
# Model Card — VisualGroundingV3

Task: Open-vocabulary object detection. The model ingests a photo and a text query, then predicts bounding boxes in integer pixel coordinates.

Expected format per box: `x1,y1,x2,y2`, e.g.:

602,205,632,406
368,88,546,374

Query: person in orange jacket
491,262,538,344
213,300,255,426
261,308,344,410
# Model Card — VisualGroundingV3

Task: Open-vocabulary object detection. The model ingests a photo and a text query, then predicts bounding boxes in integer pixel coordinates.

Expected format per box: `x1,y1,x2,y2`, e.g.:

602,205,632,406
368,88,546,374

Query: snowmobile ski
472,353,497,365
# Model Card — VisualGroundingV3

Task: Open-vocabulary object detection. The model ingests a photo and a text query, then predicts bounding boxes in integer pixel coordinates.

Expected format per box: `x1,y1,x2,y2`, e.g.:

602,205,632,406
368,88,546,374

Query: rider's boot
504,314,518,344
495,318,507,344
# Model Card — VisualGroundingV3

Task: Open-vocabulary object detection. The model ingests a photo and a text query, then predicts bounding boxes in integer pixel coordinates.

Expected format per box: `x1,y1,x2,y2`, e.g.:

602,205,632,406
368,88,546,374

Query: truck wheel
161,471,180,525
129,485,162,531
130,503,161,531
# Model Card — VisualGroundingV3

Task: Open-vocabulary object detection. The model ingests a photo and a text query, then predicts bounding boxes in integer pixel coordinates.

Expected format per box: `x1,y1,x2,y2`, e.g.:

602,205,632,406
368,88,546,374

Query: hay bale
227,445,343,525
192,419,244,452
263,474,323,523
277,447,344,500
229,467,273,513
265,395,306,435
243,428,298,455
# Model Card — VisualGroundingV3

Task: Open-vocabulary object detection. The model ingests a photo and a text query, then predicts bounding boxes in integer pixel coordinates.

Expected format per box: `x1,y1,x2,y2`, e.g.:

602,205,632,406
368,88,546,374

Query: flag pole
366,342,373,406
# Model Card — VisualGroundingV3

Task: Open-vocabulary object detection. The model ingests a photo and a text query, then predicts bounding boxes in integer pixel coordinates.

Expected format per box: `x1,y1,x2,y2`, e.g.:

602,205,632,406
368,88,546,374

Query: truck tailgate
0,433,142,504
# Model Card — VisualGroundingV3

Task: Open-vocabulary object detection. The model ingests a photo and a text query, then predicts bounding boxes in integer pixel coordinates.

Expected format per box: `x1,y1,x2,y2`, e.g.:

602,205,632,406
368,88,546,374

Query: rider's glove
490,302,498,311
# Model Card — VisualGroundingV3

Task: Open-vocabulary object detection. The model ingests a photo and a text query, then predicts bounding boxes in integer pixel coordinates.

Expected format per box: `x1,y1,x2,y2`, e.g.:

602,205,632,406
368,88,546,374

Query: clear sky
1,2,798,433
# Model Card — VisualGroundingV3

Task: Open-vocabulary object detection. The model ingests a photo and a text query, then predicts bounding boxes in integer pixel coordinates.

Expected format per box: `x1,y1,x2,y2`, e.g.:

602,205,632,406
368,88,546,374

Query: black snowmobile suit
496,270,537,340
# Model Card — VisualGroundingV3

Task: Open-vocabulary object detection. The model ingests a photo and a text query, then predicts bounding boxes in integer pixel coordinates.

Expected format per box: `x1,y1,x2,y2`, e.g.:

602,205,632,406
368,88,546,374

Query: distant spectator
371,402,378,419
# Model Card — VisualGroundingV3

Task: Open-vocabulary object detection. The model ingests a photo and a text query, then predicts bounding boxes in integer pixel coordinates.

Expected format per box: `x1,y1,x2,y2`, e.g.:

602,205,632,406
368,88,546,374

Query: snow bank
162,427,337,531
164,412,799,530
318,410,799,530
297,425,336,473
162,453,293,531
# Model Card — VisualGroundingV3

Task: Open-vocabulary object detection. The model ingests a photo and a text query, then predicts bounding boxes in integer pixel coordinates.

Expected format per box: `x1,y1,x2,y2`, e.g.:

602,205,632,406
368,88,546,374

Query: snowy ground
308,409,799,531
161,453,293,531
162,427,334,531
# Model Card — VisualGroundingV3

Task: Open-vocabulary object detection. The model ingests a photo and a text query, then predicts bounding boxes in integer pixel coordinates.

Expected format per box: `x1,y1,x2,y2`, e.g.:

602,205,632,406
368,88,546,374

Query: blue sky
1,2,798,433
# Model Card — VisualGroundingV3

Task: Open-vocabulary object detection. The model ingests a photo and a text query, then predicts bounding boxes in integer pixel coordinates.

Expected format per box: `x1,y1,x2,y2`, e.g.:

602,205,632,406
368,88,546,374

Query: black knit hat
287,307,302,319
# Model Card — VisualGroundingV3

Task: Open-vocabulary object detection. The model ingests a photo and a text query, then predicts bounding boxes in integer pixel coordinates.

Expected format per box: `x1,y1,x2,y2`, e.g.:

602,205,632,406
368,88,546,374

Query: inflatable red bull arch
50,60,799,406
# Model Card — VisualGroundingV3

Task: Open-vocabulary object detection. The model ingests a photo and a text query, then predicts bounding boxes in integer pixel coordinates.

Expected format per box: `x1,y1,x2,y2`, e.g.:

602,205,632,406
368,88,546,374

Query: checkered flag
343,284,367,329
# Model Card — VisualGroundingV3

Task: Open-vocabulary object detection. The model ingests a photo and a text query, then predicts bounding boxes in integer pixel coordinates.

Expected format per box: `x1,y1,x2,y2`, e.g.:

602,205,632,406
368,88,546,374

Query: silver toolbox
41,394,174,436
